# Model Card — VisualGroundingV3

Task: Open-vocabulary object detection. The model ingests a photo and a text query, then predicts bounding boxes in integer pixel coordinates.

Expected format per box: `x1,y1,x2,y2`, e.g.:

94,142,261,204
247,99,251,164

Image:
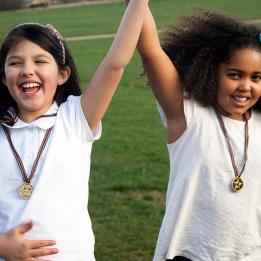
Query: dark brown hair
0,23,82,125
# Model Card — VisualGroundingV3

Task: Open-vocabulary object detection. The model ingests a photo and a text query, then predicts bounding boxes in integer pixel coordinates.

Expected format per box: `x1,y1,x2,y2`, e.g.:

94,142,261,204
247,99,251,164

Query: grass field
1,1,260,260
0,0,261,38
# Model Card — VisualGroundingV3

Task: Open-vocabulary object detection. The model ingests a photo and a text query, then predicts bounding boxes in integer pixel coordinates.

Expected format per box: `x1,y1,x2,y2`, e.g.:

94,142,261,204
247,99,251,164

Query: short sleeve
58,95,102,143
156,101,167,128
156,97,202,129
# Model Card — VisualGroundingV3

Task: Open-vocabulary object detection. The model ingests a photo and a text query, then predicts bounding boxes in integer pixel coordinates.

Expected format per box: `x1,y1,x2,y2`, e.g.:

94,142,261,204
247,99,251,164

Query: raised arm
136,6,186,142
81,0,149,132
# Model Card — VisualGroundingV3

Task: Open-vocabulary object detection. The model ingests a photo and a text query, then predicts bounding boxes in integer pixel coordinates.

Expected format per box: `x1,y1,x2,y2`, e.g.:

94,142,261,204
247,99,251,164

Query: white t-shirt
154,98,261,261
0,95,101,261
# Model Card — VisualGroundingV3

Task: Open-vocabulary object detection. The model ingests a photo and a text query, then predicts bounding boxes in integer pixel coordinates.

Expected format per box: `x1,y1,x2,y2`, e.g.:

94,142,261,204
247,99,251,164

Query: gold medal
18,183,33,200
215,111,249,193
2,125,53,200
232,176,244,192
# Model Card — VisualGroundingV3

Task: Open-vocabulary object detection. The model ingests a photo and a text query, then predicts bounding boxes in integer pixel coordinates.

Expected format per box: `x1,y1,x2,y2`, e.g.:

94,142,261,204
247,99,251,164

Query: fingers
4,223,58,260
16,220,34,234
31,259,52,261
31,240,57,249
27,258,52,261
30,240,58,258
30,247,59,257
30,258,52,261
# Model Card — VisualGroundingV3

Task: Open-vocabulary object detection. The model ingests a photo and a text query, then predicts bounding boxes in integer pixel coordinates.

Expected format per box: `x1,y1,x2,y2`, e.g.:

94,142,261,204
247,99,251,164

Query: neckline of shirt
2,102,58,130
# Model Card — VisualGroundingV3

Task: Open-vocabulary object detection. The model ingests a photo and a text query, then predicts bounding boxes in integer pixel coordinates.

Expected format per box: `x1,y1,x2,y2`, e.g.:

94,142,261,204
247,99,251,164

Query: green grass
69,39,169,260
0,0,261,39
1,1,260,260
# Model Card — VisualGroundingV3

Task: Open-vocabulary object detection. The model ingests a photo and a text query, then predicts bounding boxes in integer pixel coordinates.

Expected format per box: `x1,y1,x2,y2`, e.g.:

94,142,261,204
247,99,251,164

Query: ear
57,66,71,86
1,74,7,86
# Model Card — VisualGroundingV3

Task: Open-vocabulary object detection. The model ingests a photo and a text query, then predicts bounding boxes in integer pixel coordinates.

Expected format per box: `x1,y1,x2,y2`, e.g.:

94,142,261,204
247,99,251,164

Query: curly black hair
162,9,261,110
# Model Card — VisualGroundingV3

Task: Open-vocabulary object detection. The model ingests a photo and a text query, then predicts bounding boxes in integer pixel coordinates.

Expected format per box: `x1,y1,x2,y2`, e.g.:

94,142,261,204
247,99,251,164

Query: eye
251,75,261,81
35,60,47,64
8,61,21,66
227,72,241,79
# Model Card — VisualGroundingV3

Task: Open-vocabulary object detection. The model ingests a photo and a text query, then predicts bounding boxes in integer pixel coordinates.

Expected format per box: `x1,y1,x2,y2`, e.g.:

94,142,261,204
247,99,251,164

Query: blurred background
0,0,121,11
0,0,260,260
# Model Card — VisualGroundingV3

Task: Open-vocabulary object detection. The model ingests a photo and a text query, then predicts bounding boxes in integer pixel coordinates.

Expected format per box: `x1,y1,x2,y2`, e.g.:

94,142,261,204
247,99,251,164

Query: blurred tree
0,0,23,11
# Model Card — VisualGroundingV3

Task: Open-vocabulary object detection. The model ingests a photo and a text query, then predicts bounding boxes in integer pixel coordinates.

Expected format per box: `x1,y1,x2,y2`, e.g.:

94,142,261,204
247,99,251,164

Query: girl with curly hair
135,5,261,261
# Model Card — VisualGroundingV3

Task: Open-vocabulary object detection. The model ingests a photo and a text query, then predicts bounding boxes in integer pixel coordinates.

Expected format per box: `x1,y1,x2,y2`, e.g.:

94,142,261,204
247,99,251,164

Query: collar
2,102,58,130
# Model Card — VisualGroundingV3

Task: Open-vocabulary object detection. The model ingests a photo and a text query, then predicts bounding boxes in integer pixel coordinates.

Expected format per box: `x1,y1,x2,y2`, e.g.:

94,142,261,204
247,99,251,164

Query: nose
238,80,252,92
20,63,34,77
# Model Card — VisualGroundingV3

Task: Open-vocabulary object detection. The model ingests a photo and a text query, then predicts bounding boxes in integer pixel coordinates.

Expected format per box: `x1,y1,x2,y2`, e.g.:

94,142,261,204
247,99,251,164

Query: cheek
43,69,60,84
253,87,261,99
218,77,237,94
216,83,228,99
4,70,18,85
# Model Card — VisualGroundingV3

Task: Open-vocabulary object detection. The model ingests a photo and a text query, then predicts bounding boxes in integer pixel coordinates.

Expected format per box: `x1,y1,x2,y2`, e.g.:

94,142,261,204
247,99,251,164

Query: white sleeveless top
154,98,261,261
0,96,101,261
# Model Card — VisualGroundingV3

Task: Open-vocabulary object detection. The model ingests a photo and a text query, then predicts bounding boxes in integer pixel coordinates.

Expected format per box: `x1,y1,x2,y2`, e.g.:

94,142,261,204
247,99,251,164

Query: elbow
104,49,133,71
107,59,129,71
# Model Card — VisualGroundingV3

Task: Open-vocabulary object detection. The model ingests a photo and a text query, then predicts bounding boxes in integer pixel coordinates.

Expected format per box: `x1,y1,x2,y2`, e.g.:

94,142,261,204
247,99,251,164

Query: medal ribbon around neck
215,110,249,192
2,125,53,199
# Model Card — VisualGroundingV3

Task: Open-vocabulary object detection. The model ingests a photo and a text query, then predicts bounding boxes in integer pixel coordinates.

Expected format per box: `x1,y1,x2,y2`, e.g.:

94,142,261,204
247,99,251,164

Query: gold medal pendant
2,125,53,200
232,176,244,192
215,111,249,194
18,183,33,200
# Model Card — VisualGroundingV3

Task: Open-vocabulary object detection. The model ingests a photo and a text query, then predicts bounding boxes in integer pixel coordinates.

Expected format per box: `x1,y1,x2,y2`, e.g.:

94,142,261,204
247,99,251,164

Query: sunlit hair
162,9,261,111
0,23,82,125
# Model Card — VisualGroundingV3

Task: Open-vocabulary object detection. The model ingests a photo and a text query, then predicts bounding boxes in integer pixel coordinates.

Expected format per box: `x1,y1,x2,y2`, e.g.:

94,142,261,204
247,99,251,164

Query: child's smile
2,39,68,123
20,82,41,95
217,48,261,120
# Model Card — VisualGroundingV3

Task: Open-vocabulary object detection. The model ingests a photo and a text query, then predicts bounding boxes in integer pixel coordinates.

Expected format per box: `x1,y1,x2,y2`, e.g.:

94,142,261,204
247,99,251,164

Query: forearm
104,0,149,69
137,7,162,59
133,4,184,120
124,0,161,59
81,0,149,131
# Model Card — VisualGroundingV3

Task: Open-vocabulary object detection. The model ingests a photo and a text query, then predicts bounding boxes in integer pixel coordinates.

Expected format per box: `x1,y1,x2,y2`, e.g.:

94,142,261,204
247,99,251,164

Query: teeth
21,83,40,88
233,96,248,103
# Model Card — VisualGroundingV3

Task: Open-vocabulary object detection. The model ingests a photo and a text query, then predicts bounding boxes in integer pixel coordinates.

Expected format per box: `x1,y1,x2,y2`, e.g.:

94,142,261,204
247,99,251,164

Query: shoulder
56,95,102,142
158,97,214,143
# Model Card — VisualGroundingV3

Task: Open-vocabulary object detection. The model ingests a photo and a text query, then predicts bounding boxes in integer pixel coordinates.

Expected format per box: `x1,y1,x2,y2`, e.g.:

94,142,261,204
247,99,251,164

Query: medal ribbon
2,125,53,184
215,111,249,178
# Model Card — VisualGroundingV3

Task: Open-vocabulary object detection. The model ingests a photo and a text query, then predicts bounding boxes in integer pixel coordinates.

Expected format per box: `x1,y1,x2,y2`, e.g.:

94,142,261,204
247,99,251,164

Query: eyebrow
226,68,261,74
6,54,52,61
6,55,20,61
